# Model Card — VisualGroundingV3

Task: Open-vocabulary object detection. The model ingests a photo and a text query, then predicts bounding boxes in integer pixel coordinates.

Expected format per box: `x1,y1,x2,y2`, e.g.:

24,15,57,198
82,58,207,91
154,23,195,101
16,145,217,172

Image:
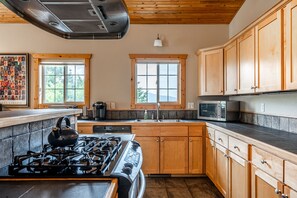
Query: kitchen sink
134,119,188,123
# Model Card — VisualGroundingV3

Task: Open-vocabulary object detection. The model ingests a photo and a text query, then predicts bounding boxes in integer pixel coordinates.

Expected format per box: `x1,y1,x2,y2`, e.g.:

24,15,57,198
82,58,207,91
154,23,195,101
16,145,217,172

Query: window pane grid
136,62,179,104
42,64,84,104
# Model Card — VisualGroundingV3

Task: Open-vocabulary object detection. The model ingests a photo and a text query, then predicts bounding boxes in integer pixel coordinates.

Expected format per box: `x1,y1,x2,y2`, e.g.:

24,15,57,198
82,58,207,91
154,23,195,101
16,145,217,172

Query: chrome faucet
156,102,160,121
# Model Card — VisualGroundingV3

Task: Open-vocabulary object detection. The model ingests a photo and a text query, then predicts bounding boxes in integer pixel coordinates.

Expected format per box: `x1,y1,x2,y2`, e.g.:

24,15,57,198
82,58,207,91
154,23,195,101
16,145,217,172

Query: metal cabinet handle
224,154,229,159
281,194,289,198
281,194,288,198
208,133,211,137
156,139,159,142
275,189,282,194
234,89,237,91
261,160,267,164
233,145,239,150
251,86,255,89
218,138,223,142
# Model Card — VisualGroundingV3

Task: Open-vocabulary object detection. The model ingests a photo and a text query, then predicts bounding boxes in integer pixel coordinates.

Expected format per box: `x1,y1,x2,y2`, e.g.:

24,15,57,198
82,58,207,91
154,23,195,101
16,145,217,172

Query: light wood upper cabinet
198,47,224,96
134,136,160,174
160,136,189,174
285,0,297,90
224,41,238,95
255,10,284,92
237,28,256,94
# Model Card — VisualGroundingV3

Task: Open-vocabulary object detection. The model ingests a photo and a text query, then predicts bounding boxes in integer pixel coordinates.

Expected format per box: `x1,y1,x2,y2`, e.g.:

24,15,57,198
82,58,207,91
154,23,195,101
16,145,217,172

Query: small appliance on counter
198,100,240,122
93,101,107,121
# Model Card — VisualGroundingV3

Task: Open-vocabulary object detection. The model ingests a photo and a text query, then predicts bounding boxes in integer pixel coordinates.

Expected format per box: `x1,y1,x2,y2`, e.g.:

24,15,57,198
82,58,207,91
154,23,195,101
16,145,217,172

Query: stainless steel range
5,135,145,198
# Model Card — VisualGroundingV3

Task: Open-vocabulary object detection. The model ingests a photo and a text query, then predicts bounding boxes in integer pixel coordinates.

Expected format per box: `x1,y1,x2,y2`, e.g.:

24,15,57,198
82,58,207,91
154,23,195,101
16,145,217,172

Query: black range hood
1,0,130,39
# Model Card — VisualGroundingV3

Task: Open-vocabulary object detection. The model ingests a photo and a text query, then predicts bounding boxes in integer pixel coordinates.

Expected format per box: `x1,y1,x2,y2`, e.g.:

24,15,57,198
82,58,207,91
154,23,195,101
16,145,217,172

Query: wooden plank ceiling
0,0,245,24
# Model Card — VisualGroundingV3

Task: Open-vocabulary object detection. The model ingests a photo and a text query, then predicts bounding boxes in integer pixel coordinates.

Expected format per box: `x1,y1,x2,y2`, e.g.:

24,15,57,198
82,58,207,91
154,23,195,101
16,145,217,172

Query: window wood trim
130,54,187,110
32,53,91,109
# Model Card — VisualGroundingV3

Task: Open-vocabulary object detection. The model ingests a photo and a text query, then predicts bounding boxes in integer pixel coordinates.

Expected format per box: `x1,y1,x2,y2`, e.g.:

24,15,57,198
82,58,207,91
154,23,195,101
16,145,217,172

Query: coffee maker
92,101,107,121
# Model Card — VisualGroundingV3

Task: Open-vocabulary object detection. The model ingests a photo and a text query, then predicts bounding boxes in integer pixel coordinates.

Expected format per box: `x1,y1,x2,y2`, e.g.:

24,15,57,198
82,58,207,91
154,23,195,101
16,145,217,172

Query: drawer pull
218,138,223,142
281,194,288,198
233,145,239,150
156,139,159,142
224,154,229,159
208,133,211,137
275,189,281,194
261,160,267,164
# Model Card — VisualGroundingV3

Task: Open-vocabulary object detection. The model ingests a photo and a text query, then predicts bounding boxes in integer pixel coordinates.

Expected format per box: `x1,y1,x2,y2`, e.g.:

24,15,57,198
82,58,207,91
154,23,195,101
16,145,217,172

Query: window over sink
32,54,91,109
129,54,187,109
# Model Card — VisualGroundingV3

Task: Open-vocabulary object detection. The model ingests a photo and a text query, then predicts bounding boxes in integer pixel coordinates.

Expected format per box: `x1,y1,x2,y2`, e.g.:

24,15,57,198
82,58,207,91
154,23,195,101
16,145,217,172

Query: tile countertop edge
206,122,297,165
0,109,82,128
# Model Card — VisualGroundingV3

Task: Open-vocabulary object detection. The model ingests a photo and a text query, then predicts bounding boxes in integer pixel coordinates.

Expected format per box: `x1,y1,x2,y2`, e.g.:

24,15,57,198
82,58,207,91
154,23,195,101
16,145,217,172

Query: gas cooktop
9,136,123,176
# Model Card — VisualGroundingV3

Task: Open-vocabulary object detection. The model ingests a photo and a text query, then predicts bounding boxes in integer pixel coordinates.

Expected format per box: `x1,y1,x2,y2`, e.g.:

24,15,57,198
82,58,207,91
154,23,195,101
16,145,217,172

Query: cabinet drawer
215,130,228,148
132,126,160,136
285,161,297,190
189,126,203,136
206,127,215,140
160,126,188,136
252,146,283,181
229,136,249,160
78,126,93,134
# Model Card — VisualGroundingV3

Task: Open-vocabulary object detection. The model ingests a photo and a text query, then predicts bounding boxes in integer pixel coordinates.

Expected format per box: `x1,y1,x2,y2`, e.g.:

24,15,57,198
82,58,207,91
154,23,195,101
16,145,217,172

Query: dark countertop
207,121,297,157
0,179,116,198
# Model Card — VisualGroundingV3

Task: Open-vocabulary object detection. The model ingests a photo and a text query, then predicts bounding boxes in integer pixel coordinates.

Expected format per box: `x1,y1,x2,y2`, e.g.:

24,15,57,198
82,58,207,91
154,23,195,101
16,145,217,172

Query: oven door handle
137,169,146,198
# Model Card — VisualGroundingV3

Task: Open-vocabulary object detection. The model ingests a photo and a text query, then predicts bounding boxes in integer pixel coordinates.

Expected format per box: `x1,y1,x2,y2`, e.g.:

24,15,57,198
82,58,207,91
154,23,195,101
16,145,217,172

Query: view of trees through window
42,64,85,104
136,62,179,103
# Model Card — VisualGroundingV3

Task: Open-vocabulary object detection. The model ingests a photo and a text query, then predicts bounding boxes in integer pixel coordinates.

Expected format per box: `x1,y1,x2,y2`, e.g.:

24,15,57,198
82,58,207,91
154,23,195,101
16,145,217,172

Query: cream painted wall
229,0,281,38
0,23,228,109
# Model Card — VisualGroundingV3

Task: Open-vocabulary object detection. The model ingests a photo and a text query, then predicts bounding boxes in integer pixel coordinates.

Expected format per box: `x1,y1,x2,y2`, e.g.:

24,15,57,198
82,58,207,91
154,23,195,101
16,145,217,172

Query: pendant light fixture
153,34,163,47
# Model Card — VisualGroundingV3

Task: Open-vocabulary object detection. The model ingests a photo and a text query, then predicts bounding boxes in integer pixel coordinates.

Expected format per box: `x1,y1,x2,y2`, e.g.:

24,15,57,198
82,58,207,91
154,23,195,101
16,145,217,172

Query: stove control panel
111,140,143,181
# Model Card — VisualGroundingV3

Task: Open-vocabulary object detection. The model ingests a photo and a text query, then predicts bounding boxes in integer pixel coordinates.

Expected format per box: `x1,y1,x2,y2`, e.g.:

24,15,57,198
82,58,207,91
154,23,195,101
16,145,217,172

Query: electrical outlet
260,103,265,112
187,102,194,109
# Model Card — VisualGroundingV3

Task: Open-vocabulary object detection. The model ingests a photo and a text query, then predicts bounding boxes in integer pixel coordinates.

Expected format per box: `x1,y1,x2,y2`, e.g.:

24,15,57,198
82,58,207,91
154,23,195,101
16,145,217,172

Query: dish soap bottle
144,110,148,120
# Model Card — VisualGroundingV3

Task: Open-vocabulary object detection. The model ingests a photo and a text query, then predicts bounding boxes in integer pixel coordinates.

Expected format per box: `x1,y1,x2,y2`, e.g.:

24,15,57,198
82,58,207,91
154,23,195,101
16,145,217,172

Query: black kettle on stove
48,116,79,147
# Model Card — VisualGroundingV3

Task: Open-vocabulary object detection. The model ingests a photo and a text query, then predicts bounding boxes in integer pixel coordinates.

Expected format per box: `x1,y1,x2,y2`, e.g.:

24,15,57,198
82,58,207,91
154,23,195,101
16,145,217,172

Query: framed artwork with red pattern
0,54,29,107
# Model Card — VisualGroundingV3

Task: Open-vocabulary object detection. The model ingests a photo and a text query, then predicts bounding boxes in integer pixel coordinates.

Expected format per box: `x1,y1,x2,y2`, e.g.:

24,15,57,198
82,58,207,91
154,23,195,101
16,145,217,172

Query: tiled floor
144,177,224,198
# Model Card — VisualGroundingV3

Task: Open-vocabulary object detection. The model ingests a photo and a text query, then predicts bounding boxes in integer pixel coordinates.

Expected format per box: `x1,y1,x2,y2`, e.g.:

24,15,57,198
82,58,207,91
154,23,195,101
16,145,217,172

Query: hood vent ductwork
1,0,130,39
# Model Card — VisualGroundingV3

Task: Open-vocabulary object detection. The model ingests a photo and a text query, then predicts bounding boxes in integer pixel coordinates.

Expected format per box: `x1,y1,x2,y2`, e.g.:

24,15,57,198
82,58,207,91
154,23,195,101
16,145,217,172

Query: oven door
129,170,146,198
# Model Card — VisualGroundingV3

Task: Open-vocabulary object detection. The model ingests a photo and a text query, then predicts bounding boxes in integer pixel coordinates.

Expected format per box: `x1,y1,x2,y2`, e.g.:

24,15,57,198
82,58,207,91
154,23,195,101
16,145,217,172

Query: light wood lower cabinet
251,165,283,198
206,137,216,181
160,136,189,174
283,186,297,198
215,143,229,198
134,136,159,174
229,152,250,198
189,136,203,174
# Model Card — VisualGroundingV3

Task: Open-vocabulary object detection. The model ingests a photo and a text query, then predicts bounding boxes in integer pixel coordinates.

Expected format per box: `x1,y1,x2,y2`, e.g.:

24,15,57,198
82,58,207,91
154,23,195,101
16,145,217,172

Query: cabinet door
285,0,297,90
251,165,283,198
77,125,93,134
160,137,188,174
189,137,203,174
224,41,237,95
255,10,283,92
284,186,297,198
199,48,224,96
215,144,229,198
206,137,216,181
134,136,160,174
237,28,256,94
229,152,250,198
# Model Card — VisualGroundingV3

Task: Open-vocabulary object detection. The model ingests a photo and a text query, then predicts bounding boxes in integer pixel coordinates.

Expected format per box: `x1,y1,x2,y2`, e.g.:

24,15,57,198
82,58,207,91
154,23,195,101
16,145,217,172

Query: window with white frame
40,63,85,104
130,54,187,109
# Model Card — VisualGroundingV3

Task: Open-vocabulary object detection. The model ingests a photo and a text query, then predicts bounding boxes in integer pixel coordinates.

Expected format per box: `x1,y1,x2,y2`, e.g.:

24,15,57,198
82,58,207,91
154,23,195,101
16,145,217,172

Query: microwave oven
197,101,240,122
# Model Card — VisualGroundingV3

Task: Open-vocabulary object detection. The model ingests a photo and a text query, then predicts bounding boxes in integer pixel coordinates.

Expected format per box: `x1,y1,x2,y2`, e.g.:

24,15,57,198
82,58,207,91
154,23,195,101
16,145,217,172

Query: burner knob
132,142,139,150
122,167,132,175
124,162,133,169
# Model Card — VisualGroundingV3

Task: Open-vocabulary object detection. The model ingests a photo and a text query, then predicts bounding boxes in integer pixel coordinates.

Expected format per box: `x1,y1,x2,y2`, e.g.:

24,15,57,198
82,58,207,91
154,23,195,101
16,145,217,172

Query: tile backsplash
82,109,198,120
240,112,297,133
